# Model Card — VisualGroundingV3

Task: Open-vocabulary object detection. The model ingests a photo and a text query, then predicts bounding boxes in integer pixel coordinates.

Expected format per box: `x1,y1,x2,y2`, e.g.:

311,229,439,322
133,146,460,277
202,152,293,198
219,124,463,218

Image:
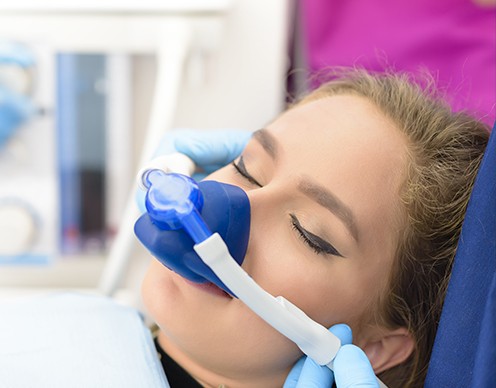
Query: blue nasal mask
135,169,250,295
134,153,387,387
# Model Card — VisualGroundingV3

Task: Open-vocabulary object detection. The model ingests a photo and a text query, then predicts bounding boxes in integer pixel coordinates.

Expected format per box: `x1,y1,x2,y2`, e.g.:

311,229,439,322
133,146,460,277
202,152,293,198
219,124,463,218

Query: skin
141,95,413,387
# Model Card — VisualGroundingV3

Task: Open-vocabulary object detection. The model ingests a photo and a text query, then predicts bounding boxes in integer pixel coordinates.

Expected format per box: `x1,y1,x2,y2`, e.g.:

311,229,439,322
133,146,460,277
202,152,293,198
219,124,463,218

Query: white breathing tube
195,233,341,367
140,153,387,387
195,235,387,388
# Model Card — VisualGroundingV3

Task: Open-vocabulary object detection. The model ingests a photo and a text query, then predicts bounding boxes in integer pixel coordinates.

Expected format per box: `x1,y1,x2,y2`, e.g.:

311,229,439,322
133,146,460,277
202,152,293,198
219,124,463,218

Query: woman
139,69,490,387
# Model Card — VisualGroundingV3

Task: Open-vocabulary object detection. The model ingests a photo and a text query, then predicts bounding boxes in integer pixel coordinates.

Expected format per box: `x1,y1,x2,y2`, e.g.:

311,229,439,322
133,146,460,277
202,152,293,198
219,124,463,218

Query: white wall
0,0,292,302
132,0,291,165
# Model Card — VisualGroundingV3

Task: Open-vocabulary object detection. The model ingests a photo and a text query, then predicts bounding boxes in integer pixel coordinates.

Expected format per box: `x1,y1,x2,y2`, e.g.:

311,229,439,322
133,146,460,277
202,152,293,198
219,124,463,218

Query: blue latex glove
0,41,36,147
284,324,378,388
0,41,35,68
0,85,35,146
168,129,252,179
136,129,252,212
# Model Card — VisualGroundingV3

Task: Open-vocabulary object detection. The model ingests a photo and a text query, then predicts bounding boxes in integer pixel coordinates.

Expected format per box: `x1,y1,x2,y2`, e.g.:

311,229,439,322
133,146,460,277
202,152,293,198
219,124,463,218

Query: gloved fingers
151,128,206,161
282,324,353,388
153,131,183,157
283,357,306,388
330,323,353,345
0,86,35,145
295,357,334,388
143,129,251,195
292,324,352,387
174,129,252,167
334,345,379,388
0,41,35,67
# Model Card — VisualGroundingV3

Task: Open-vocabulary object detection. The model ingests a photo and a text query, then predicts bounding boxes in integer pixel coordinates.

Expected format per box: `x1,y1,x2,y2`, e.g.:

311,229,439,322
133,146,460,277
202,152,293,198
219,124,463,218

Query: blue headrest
425,123,496,387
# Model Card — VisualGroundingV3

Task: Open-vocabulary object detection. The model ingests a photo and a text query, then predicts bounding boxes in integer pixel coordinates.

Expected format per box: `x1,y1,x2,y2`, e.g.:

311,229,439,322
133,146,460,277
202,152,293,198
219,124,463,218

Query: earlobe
361,327,414,374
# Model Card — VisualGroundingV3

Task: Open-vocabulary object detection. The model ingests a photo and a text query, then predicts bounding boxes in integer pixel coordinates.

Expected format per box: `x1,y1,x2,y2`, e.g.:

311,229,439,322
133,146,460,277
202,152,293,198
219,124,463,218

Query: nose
241,182,288,260
134,173,251,294
198,180,251,264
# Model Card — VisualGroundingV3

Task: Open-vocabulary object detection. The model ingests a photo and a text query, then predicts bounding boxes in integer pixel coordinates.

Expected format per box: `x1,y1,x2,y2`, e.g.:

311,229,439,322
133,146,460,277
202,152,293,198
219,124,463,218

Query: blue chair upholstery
425,123,496,387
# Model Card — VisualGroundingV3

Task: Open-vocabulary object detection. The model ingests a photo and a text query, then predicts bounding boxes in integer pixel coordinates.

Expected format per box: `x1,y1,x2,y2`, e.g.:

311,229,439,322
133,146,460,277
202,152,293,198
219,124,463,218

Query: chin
140,260,302,384
140,260,228,337
141,261,182,324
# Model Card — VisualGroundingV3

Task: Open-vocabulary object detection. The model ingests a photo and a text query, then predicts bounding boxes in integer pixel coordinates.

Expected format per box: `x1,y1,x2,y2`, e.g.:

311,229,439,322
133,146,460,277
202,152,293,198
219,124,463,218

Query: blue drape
425,123,496,387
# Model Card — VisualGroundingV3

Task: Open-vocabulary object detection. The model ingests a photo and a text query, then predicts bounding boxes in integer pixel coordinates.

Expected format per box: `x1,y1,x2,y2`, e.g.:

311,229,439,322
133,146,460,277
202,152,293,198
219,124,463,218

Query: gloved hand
0,40,35,68
136,129,252,212
0,86,35,146
284,324,379,388
172,129,252,179
0,41,36,147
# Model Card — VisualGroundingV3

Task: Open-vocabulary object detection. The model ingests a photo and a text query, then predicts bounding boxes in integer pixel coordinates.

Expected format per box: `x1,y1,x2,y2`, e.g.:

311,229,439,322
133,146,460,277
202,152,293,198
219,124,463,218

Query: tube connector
142,170,212,243
137,152,195,191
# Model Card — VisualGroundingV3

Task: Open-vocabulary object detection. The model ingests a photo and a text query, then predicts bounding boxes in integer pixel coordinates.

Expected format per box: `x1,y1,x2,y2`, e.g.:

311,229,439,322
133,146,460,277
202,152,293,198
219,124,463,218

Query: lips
183,277,232,299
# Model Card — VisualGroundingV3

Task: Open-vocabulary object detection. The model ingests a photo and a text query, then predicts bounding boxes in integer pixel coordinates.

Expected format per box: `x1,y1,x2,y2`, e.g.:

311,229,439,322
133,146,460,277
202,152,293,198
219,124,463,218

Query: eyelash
231,158,263,187
290,214,343,257
232,158,342,258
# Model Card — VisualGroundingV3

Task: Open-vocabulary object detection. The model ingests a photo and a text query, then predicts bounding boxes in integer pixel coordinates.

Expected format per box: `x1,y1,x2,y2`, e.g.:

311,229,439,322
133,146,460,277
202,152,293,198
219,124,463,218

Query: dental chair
0,124,494,387
425,122,496,387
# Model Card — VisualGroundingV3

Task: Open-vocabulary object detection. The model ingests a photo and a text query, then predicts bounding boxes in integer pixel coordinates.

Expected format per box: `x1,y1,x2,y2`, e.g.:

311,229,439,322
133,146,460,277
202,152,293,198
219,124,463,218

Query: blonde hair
297,69,490,387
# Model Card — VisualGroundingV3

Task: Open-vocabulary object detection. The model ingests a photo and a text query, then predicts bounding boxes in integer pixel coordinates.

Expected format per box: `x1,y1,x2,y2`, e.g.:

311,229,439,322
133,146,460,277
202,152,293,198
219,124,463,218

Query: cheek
204,168,378,329
140,261,175,326
244,228,379,331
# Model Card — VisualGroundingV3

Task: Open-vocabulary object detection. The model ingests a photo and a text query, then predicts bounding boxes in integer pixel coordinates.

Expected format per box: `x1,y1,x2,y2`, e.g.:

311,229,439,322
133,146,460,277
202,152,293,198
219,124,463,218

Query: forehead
270,94,397,149
268,94,406,161
265,94,408,249
267,94,406,172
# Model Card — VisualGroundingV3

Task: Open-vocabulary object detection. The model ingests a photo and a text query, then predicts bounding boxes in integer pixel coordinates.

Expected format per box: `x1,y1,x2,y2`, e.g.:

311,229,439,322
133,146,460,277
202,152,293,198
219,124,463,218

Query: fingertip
329,323,353,345
283,357,306,388
334,344,378,387
153,132,181,157
174,135,205,162
297,357,334,386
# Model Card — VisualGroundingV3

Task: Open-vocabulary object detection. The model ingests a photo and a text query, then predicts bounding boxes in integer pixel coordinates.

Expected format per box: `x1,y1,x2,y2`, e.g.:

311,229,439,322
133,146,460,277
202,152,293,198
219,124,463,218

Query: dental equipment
134,154,387,387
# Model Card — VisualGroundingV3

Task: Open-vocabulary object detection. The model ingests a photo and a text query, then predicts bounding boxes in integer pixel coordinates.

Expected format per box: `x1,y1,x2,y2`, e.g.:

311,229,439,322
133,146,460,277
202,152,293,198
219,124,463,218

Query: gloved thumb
174,130,251,168
334,345,379,388
283,324,352,388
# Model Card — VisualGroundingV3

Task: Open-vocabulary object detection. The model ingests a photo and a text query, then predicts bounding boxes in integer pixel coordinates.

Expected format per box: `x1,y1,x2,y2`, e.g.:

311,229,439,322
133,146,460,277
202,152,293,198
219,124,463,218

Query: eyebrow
253,128,359,242
253,129,278,159
298,178,360,242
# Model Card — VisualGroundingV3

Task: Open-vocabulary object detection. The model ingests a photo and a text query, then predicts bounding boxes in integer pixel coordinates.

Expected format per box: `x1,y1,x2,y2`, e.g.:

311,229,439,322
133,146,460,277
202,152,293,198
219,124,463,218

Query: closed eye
290,214,343,257
232,156,263,187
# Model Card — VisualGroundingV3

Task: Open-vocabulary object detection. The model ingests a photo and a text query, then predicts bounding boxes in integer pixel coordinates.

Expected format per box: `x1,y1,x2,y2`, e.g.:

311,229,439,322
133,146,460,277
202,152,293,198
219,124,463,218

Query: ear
360,327,414,374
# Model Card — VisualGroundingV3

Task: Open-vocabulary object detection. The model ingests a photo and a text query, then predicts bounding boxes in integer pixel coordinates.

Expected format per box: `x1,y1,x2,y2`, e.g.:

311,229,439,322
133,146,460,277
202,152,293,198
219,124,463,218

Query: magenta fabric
301,0,496,125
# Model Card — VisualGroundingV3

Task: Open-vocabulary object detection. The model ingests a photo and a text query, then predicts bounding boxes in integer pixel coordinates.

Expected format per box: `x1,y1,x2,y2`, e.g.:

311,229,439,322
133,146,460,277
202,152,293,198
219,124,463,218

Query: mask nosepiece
135,170,251,294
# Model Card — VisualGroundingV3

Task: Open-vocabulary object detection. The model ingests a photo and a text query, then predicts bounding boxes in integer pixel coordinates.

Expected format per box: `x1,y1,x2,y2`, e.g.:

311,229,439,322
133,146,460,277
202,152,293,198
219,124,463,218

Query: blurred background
0,0,294,306
0,0,493,307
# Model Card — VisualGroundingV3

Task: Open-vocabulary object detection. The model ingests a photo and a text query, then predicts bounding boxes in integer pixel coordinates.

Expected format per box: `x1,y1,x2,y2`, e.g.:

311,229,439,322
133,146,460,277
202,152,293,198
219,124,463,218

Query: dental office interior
0,1,495,387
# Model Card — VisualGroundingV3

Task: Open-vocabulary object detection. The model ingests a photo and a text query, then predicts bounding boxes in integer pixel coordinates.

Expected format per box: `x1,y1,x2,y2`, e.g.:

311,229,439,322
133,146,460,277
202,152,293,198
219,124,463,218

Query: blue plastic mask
134,170,250,296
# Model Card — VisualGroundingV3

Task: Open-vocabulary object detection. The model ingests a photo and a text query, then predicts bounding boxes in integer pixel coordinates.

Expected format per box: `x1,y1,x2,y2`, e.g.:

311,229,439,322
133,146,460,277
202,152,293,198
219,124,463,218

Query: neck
157,331,288,388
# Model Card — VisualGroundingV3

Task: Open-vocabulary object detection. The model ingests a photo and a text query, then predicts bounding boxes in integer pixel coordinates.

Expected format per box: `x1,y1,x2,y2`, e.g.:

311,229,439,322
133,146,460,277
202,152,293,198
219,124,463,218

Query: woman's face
141,95,409,387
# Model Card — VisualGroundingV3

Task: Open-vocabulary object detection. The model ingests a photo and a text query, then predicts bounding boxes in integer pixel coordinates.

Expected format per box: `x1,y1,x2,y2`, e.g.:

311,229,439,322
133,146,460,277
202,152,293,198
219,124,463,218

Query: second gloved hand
284,324,379,388
136,129,252,212
173,129,252,179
